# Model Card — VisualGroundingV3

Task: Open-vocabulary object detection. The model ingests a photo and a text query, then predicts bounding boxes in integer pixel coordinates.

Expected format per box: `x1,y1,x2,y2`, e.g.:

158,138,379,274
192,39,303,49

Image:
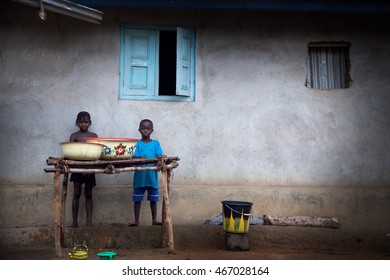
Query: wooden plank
263,215,339,229
44,162,179,173
46,156,179,166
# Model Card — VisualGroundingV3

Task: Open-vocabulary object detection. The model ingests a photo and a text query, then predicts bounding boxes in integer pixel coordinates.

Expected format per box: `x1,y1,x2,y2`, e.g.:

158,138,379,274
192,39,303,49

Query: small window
119,24,196,101
306,42,351,90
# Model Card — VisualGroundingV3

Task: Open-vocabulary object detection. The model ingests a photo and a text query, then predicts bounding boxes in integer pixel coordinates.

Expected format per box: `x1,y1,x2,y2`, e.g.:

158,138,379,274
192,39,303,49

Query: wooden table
45,156,179,257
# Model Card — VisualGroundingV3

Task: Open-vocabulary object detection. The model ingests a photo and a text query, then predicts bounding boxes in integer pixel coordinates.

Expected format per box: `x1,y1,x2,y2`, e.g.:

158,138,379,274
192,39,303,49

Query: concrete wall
0,3,389,231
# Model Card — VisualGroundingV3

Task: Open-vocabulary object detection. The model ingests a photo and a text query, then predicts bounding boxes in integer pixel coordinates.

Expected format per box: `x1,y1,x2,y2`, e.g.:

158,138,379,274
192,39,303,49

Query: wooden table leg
54,170,62,257
161,170,171,248
160,194,167,248
162,168,174,253
60,173,68,246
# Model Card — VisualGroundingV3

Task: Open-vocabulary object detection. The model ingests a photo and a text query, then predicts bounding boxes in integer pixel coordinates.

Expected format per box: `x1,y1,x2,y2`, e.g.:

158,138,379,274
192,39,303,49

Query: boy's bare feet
129,222,139,227
152,221,162,226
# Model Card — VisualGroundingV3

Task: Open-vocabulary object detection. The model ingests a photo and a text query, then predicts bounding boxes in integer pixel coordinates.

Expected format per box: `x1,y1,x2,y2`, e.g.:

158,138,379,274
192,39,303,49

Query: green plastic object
97,251,117,260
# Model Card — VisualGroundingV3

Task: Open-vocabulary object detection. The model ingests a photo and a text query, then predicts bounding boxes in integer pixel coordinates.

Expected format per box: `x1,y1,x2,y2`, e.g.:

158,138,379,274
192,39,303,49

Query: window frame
119,24,196,102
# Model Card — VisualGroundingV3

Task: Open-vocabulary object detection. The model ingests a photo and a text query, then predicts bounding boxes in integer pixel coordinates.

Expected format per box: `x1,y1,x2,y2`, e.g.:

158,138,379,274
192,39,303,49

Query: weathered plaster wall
0,3,389,230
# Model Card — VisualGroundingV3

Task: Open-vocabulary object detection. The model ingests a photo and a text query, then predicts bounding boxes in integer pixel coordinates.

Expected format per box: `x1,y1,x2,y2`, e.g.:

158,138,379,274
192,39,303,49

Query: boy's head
76,111,92,125
138,119,154,139
139,119,153,128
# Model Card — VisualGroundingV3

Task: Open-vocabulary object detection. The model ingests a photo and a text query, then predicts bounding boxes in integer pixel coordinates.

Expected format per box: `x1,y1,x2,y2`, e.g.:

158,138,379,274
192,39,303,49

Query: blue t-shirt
132,140,163,189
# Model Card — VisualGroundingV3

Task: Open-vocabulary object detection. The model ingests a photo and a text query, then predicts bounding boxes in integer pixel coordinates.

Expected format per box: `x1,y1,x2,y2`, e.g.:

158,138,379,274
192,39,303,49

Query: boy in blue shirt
130,119,163,226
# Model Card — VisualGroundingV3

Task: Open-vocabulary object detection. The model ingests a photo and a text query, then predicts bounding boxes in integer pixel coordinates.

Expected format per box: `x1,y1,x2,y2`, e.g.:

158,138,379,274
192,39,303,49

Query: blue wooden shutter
121,28,156,97
176,27,192,97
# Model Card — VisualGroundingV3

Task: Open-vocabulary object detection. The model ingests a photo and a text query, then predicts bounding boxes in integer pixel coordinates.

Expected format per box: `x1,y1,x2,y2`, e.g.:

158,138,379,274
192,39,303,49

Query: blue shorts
133,187,159,202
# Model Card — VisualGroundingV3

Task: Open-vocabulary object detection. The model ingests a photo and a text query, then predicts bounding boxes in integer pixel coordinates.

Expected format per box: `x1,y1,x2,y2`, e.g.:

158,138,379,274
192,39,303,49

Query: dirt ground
1,225,389,260
0,244,389,260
